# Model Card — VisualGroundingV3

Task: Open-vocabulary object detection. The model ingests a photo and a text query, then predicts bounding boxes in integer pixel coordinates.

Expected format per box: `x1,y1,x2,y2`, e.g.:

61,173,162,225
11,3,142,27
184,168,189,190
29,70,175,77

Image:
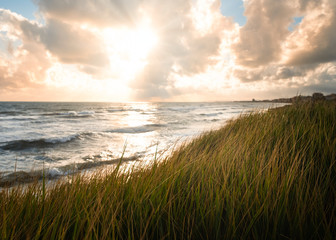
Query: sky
0,0,335,102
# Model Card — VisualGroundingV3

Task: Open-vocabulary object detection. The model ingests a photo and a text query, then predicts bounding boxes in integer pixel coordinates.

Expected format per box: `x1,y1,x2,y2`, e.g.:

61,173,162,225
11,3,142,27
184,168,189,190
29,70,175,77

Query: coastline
1,101,335,239
0,155,139,188
0,101,288,186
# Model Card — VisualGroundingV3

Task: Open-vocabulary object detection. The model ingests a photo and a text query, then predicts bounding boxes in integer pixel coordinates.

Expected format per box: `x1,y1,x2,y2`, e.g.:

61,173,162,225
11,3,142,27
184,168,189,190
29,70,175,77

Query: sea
0,102,287,182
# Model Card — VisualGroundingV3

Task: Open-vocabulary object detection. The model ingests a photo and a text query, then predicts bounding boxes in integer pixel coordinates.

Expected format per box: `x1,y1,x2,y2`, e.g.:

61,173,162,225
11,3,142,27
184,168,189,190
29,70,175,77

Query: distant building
312,93,325,101
325,93,336,101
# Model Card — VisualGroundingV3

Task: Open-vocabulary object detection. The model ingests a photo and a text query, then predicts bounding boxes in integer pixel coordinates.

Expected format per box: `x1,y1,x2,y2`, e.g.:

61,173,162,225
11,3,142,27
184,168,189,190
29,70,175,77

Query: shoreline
0,155,139,188
0,102,289,187
1,101,335,239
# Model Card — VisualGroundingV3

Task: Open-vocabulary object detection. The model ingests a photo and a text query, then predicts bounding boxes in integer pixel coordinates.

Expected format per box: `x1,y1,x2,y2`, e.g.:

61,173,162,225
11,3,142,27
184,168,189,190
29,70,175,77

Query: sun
102,23,159,80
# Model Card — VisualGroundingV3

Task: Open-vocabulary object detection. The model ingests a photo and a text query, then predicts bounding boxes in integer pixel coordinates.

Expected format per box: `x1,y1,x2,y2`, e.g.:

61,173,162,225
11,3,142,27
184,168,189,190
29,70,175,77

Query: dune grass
1,101,335,239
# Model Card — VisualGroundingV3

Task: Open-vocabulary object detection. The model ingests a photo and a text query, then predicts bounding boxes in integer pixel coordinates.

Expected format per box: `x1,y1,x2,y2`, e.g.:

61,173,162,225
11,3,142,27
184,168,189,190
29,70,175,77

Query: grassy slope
1,102,335,239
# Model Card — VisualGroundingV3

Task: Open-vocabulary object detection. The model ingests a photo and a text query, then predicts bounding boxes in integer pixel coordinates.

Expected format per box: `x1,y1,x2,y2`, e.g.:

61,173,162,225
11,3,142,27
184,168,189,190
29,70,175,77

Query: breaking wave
0,155,139,187
199,112,223,117
0,133,96,151
43,111,95,118
0,111,25,116
108,124,166,134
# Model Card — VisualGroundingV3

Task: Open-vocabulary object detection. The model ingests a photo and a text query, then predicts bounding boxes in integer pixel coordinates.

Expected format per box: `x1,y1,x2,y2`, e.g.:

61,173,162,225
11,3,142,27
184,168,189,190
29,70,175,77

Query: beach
0,101,287,186
1,101,335,239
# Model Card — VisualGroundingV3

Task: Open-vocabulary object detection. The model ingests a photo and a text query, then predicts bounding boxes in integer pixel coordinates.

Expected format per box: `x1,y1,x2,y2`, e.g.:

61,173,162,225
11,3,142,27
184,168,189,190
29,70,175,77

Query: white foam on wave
78,111,95,115
109,124,166,134
0,102,290,174
58,111,95,117
47,168,63,177
60,111,77,116
199,112,223,117
107,109,125,113
44,131,99,144
45,135,78,144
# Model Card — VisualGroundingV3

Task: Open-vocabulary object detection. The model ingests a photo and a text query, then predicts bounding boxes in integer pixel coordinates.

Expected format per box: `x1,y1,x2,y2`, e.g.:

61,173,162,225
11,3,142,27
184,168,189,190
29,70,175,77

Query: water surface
0,102,287,178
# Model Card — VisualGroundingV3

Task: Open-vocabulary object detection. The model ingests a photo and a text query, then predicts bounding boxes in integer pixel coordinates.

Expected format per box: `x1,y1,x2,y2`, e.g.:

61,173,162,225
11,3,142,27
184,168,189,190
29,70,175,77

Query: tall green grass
1,102,335,239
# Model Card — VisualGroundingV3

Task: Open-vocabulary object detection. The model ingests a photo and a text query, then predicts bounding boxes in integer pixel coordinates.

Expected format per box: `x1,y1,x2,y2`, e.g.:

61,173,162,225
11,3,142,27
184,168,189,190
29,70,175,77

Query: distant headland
251,92,336,103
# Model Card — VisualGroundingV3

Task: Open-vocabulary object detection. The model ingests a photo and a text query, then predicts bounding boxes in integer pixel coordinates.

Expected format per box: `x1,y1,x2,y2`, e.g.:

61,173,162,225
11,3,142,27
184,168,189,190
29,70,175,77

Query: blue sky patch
220,0,246,26
0,0,37,20
288,16,303,31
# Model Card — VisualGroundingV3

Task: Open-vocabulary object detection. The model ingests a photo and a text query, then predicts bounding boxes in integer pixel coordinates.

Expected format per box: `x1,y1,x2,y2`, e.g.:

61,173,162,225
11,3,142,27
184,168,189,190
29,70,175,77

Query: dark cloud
40,19,109,68
176,33,222,75
302,83,336,94
229,0,336,97
231,62,336,99
233,0,336,68
286,0,336,65
233,68,265,82
276,67,304,79
233,0,294,67
298,0,323,11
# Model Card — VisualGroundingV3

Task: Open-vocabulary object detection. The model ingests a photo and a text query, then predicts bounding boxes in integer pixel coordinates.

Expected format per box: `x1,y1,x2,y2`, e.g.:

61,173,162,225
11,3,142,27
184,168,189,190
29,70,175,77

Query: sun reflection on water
102,103,163,167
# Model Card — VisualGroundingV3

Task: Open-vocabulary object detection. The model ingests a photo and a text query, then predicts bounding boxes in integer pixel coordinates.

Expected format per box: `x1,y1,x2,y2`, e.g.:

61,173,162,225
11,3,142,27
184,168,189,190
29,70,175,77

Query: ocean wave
1,138,74,151
228,110,242,114
108,124,166,134
43,111,95,118
107,109,126,113
106,107,154,114
166,107,196,112
78,111,95,115
124,107,145,112
0,116,39,121
0,111,25,116
0,132,97,151
0,156,139,187
199,112,223,117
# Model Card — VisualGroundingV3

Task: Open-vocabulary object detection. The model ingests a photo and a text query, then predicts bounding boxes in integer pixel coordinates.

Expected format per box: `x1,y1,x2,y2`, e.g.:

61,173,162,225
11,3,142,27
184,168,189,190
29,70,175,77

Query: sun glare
102,23,158,79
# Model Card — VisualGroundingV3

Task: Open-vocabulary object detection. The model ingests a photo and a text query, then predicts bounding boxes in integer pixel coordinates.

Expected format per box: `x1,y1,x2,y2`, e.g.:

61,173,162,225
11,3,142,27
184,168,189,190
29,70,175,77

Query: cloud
230,61,336,98
34,0,142,27
2,0,235,100
0,7,111,93
285,0,336,65
298,0,323,11
41,19,109,68
226,0,336,98
233,0,336,69
131,0,235,99
233,0,295,67
0,9,51,90
1,0,336,101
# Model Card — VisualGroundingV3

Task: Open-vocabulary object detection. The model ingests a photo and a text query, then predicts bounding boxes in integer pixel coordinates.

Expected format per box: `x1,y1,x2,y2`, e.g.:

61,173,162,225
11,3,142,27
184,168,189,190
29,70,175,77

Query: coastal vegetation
1,101,335,239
